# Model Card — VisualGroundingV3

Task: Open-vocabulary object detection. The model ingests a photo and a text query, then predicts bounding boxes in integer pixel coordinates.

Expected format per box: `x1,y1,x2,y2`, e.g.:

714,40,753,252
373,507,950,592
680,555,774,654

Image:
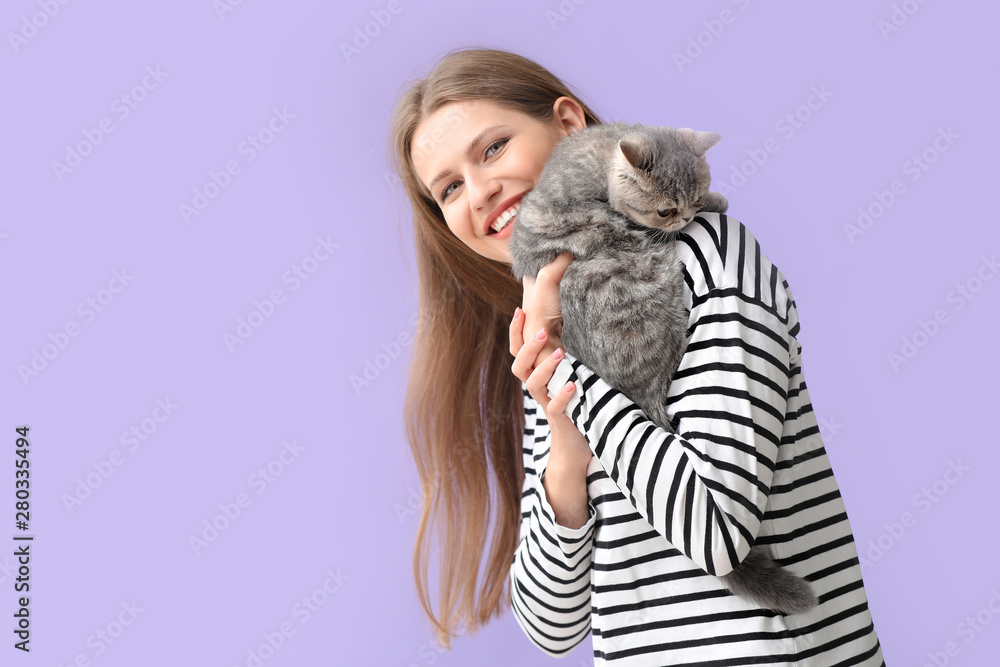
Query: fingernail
513,307,521,320
563,381,575,392
551,347,563,360
535,328,546,340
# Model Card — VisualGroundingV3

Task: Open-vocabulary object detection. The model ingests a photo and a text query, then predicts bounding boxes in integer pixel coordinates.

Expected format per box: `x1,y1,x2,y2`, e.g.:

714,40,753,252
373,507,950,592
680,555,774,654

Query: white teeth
491,201,521,233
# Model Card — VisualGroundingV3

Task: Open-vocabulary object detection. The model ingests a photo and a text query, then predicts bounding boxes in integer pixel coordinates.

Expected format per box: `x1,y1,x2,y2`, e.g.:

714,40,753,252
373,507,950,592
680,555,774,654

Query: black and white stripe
509,213,885,666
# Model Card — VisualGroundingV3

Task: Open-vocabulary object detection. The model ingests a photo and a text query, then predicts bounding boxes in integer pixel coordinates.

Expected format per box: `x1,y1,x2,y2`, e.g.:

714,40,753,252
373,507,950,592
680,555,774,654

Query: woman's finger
524,340,566,411
508,307,524,358
538,251,573,286
524,252,572,340
546,376,576,421
513,326,550,387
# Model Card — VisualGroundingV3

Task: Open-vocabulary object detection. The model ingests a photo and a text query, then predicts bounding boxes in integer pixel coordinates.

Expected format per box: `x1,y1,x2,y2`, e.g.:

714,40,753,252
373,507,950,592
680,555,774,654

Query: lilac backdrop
3,0,997,665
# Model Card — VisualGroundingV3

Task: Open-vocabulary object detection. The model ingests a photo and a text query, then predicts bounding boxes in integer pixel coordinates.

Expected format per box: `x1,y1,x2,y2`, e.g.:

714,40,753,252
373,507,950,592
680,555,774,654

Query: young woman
389,47,886,665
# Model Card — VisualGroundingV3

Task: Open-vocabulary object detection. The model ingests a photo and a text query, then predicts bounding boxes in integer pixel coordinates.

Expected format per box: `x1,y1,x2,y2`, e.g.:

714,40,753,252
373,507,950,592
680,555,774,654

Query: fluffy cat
508,122,817,615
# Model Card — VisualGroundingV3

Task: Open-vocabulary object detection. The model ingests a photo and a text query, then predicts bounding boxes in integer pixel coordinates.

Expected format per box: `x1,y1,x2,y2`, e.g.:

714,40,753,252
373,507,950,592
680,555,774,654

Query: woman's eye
439,138,510,202
485,137,509,157
440,181,457,201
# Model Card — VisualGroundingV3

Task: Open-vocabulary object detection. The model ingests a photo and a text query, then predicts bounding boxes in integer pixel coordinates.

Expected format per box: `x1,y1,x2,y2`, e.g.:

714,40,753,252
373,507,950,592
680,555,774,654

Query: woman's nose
467,172,502,212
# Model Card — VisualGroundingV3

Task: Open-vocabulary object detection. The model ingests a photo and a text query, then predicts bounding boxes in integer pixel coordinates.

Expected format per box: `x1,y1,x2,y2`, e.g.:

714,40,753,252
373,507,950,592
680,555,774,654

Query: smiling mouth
487,201,522,235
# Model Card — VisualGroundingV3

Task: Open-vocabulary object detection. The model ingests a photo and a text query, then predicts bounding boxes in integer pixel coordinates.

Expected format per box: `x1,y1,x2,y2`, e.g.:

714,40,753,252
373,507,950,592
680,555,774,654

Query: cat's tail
718,544,818,615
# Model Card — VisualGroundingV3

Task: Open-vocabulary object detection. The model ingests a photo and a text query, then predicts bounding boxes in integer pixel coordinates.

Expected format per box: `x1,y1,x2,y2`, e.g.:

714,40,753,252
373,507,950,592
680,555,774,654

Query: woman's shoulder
675,212,792,321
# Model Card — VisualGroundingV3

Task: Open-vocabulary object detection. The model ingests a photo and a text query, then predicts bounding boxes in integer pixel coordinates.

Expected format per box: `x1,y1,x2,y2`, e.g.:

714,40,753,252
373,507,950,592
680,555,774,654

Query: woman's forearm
542,460,590,530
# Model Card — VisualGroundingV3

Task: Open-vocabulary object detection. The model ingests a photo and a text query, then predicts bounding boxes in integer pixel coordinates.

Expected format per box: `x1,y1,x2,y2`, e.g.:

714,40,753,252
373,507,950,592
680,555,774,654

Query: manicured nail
551,348,563,360
563,381,575,392
513,307,521,320
535,328,546,340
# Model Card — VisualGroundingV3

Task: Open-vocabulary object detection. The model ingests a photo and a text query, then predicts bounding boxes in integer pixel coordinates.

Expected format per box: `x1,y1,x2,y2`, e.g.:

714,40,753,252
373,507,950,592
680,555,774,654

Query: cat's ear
677,128,722,155
618,138,655,173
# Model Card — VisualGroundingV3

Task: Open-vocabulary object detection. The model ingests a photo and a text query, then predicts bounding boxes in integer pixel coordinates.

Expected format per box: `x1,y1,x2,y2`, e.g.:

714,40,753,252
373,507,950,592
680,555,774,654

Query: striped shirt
509,212,885,666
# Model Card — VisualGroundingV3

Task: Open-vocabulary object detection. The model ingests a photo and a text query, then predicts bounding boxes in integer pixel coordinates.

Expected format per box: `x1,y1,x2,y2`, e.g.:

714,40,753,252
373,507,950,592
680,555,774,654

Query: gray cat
508,122,817,615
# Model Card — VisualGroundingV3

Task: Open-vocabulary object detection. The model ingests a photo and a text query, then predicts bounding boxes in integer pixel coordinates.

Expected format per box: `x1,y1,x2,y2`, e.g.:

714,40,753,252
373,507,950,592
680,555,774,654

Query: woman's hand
510,251,592,475
517,251,573,368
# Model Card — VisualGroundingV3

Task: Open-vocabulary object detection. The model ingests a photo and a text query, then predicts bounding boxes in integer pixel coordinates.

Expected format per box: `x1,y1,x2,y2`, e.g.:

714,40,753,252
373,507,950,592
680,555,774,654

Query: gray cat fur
508,122,817,615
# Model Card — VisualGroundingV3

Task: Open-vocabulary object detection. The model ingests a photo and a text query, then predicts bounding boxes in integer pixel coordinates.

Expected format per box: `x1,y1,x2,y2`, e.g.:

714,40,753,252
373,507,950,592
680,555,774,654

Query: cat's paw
702,191,728,214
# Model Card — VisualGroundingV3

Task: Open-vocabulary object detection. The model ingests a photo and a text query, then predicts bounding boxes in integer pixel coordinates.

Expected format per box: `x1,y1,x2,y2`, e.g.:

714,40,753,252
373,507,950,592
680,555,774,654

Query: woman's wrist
545,448,590,479
542,463,590,529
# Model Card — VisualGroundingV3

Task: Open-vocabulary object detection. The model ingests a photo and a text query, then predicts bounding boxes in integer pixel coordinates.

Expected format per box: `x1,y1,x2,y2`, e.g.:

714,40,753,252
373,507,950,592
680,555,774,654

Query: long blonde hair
387,47,604,649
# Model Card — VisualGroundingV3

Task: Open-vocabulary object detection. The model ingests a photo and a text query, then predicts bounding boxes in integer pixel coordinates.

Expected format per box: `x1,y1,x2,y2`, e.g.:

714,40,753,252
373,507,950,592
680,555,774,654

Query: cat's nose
682,216,691,222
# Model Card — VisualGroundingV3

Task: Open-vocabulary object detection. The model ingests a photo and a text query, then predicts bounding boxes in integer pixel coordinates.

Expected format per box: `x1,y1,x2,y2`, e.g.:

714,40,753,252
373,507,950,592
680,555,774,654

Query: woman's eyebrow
427,124,509,194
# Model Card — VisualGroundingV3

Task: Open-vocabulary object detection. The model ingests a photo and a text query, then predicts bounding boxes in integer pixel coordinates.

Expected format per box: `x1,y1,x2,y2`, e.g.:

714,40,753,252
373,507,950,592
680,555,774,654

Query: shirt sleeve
545,285,791,577
509,387,596,657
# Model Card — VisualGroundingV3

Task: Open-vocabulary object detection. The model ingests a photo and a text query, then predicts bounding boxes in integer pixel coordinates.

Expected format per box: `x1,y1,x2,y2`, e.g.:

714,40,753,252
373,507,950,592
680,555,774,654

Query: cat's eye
438,137,510,203
657,208,677,218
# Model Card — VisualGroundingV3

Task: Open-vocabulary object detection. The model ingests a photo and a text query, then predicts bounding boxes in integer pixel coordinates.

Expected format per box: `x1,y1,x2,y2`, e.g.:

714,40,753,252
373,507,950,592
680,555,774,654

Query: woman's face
411,97,586,265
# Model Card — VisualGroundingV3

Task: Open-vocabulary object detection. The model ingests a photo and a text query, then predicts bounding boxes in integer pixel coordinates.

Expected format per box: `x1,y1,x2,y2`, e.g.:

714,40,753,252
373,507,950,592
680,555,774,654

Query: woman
389,47,885,665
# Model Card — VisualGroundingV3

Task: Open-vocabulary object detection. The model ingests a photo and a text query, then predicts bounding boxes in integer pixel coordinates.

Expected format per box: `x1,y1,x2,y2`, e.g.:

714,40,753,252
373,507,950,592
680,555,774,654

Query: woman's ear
552,96,587,134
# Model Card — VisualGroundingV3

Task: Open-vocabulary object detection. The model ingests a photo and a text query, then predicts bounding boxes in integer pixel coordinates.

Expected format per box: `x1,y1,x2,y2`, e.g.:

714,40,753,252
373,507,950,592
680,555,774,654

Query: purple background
2,0,997,665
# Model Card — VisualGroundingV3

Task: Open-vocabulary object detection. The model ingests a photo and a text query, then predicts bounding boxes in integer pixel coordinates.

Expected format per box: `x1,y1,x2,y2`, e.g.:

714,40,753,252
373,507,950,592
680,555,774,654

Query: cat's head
608,125,721,232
